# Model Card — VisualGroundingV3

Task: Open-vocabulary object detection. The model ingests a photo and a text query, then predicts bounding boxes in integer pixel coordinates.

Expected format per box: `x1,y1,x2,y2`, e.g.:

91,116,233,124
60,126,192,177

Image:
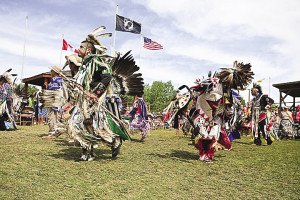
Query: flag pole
112,4,118,52
21,16,28,80
139,33,143,66
268,77,271,96
59,34,64,67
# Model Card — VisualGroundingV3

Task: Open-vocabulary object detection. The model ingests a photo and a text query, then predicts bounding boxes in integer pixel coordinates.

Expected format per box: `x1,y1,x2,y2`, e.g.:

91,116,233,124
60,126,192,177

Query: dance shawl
130,98,148,120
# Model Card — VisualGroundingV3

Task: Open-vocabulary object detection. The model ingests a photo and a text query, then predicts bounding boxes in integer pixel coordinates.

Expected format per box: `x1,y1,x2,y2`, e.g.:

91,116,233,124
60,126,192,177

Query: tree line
14,81,178,114
123,81,177,114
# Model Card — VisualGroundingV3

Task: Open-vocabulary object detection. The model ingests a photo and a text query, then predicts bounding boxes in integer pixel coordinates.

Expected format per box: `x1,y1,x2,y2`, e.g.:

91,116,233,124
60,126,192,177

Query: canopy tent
273,81,300,121
22,70,72,96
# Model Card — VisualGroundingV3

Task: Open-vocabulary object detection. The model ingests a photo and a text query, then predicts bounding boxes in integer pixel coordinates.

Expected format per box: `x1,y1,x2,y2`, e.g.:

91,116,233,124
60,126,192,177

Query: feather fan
216,61,254,90
111,51,144,96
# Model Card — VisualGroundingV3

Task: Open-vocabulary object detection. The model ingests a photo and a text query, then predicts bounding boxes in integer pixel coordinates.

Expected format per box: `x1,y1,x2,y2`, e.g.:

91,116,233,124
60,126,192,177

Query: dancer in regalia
250,83,274,145
176,61,254,162
56,26,144,161
0,69,17,131
129,95,150,142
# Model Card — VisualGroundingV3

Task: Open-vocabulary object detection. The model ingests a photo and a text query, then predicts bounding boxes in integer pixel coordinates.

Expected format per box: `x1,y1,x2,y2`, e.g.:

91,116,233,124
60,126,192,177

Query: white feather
96,33,112,38
94,45,107,52
90,26,106,36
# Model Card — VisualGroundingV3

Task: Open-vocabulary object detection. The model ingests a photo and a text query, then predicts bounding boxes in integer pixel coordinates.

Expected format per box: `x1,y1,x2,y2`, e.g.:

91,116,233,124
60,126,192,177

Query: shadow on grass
130,138,146,143
147,150,198,162
214,154,226,158
38,133,48,138
49,145,113,162
51,139,75,147
233,140,253,145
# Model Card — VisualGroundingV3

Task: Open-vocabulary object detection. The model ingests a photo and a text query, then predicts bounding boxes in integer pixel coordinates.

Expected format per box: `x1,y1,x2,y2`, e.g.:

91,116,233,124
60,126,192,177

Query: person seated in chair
281,106,293,123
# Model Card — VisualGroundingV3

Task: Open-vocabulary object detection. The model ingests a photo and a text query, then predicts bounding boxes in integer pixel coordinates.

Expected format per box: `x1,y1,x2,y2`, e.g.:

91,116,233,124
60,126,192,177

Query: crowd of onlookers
154,102,300,138
240,103,300,137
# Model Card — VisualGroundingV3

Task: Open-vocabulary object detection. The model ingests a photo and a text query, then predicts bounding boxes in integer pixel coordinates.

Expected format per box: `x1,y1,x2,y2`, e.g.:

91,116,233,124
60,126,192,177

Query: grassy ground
0,125,299,200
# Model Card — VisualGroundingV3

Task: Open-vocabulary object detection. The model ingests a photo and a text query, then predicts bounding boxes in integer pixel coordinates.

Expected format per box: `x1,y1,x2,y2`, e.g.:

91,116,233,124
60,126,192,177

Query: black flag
116,14,141,34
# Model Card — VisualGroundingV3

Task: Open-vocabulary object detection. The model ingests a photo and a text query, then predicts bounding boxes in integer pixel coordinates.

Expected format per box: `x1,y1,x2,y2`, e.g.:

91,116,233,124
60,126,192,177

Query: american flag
143,37,163,50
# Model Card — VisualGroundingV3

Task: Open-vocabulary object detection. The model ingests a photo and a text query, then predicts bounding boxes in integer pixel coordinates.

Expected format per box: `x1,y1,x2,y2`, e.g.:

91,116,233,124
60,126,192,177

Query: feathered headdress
85,26,112,54
216,61,254,90
0,69,17,84
252,82,262,94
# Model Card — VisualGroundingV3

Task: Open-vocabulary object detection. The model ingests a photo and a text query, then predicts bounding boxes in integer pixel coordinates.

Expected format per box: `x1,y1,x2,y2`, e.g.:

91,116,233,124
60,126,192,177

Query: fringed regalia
61,27,144,161
188,61,254,162
190,79,232,162
226,90,242,142
163,87,192,129
129,97,150,141
251,84,274,145
0,100,16,130
0,69,17,131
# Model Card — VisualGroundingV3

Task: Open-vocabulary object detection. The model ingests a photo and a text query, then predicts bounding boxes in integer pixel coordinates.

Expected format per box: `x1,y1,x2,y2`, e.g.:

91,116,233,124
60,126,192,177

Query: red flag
62,39,78,53
62,39,68,50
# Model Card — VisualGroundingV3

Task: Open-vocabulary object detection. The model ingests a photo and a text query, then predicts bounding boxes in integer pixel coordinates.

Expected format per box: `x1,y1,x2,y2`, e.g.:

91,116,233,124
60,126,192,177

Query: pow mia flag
116,14,141,34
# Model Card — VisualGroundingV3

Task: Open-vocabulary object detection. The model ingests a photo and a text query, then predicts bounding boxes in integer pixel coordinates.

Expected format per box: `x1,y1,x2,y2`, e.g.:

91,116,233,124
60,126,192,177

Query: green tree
240,96,246,106
14,83,39,97
143,81,176,113
121,95,134,109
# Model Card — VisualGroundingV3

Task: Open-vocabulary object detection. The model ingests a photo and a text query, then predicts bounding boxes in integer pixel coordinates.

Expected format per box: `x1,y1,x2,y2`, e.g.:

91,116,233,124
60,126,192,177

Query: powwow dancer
0,69,17,131
60,26,144,161
186,61,254,162
226,90,243,142
251,83,274,145
129,95,150,142
163,87,192,133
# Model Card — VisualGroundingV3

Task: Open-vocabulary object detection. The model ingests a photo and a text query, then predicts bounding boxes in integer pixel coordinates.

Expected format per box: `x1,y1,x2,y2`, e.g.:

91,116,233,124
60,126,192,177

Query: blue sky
1,0,300,102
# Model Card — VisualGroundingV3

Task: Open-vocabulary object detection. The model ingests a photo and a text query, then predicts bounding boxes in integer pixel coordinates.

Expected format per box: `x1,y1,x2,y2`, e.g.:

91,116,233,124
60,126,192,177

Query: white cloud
128,0,300,101
1,0,300,104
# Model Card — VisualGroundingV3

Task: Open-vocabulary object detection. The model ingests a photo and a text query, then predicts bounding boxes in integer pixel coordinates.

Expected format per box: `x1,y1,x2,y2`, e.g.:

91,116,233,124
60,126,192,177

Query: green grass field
0,125,299,200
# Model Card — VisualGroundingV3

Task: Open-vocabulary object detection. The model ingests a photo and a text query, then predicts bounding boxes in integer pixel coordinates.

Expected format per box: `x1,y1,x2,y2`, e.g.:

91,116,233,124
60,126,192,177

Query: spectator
46,66,64,137
281,106,293,122
292,105,300,123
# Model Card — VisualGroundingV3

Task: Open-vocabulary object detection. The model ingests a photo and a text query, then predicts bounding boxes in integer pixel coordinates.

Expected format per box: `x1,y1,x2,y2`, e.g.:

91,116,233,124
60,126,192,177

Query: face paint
78,42,89,58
